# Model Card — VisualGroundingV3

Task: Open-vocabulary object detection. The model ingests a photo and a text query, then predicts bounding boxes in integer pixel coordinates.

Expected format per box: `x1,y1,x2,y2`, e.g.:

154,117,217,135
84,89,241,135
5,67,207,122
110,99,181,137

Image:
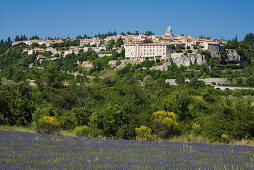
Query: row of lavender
0,130,253,169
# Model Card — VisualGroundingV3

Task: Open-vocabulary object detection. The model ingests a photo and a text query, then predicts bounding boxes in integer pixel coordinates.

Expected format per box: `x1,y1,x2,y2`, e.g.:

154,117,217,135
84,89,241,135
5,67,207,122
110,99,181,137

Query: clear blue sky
0,0,253,41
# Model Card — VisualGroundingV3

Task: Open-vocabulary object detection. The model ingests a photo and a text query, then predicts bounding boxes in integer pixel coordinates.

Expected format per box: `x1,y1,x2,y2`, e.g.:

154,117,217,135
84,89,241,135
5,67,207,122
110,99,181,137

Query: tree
0,82,34,126
143,75,153,87
14,35,20,41
106,39,115,51
246,76,254,86
30,35,40,40
144,39,153,43
174,92,191,121
145,31,154,36
244,33,254,44
175,75,185,85
115,38,124,47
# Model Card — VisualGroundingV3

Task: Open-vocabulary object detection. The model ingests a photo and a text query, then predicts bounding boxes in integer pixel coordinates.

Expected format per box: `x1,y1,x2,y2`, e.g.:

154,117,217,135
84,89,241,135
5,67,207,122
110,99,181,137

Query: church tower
165,25,173,36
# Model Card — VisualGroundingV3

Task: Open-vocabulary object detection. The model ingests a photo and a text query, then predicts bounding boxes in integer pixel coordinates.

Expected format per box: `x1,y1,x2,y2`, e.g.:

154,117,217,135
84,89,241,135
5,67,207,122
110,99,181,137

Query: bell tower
165,25,173,36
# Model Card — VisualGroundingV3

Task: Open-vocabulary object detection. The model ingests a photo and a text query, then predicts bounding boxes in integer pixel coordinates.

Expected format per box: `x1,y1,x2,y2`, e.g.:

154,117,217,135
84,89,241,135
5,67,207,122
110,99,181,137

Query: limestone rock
170,53,206,66
227,49,241,62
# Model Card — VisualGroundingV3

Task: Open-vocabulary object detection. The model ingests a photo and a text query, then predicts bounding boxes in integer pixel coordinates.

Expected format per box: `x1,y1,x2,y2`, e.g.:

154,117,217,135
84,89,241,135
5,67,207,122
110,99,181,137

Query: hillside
0,33,253,143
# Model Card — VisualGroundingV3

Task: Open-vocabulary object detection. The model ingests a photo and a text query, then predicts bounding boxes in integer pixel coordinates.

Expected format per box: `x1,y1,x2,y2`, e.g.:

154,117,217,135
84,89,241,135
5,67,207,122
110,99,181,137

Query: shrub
59,112,77,129
135,125,156,141
221,133,229,143
34,116,60,135
72,108,92,126
0,114,4,124
192,123,201,135
74,125,90,137
152,111,180,138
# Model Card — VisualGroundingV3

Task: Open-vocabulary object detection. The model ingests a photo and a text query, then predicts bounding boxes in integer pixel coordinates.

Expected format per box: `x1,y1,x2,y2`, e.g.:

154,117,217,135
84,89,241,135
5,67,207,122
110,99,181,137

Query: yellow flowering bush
135,125,156,141
35,116,60,134
152,111,180,138
221,133,229,143
192,123,201,135
74,125,90,137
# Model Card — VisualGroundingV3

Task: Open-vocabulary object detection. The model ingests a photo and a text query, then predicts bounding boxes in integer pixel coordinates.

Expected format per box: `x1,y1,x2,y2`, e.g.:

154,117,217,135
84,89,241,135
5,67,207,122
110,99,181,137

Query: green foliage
174,92,191,121
143,75,153,87
202,90,216,103
145,31,154,36
34,116,60,134
0,114,4,124
244,33,254,44
106,39,115,51
59,111,77,129
115,38,124,47
175,75,185,85
72,108,92,126
32,102,56,121
201,99,254,141
0,81,34,126
144,39,153,43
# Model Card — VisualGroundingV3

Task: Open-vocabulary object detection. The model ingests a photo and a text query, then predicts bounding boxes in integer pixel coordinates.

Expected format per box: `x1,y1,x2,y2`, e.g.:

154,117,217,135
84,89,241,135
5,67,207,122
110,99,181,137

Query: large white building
125,43,172,59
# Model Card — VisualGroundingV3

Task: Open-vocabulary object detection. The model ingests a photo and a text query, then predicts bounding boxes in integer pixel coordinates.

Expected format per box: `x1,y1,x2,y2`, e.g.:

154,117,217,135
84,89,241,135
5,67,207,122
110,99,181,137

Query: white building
125,43,171,59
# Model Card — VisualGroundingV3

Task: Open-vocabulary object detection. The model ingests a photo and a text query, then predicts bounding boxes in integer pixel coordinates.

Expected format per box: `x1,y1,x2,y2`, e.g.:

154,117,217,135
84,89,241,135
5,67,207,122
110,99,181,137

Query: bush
74,125,90,137
0,114,4,124
135,125,156,141
59,112,77,129
152,111,180,138
221,133,229,143
192,123,201,135
72,108,92,126
34,116,60,135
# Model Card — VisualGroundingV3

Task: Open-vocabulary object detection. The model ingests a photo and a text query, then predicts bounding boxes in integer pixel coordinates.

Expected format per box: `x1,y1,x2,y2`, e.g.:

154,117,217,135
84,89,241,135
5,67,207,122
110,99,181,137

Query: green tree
143,75,153,87
244,33,254,44
175,75,185,85
174,92,191,121
144,39,153,43
106,39,115,51
145,31,154,36
115,38,124,47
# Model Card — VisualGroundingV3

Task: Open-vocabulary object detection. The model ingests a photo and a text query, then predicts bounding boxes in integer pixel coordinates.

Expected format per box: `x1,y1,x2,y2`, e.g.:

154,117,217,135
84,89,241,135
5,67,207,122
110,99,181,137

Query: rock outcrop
170,53,206,66
227,49,241,62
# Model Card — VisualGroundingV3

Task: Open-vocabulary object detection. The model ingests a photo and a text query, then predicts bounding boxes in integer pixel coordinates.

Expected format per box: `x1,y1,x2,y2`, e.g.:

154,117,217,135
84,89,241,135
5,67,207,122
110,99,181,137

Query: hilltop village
11,25,241,69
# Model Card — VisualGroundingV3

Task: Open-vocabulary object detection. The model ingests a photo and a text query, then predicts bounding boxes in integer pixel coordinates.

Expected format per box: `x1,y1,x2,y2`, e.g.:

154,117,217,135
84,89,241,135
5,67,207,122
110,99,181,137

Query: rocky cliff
226,49,241,62
170,53,206,66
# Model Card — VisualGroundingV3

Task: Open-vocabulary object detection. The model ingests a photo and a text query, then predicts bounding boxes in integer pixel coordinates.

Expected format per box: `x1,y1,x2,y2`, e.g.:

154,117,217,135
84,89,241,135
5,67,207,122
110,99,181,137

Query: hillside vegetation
0,33,254,143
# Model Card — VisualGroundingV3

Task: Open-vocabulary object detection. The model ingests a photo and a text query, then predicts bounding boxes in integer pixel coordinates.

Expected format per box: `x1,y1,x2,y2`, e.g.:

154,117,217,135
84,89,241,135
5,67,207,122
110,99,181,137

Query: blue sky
0,0,253,40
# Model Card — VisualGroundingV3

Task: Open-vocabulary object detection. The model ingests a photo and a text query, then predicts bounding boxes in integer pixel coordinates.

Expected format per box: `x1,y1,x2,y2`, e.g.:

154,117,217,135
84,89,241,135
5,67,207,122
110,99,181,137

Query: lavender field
0,130,253,169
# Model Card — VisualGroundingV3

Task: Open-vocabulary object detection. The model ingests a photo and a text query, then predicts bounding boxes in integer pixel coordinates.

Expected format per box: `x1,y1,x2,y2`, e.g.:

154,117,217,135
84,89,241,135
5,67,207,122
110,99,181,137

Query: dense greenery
0,33,253,143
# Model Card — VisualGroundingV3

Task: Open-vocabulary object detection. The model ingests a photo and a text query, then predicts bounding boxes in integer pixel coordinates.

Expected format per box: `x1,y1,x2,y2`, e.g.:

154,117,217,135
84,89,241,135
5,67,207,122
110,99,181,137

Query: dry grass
165,134,210,144
230,139,254,146
99,69,116,79
0,125,75,137
0,125,35,133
